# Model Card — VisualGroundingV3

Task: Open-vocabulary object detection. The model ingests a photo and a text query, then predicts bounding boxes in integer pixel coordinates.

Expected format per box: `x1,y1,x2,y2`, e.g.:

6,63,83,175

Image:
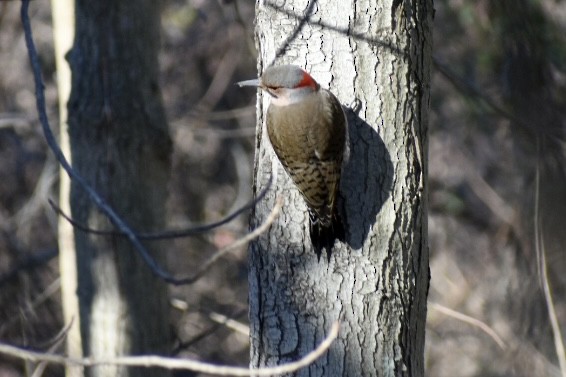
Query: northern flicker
238,64,347,260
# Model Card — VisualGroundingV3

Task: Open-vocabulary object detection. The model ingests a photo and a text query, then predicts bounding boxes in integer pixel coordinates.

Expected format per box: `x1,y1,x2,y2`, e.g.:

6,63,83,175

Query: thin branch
47,174,273,241
435,57,564,153
20,0,174,285
48,182,277,286
233,0,257,57
190,126,256,139
31,320,71,377
0,321,340,376
59,193,277,286
194,42,243,112
0,113,33,130
170,302,249,337
0,248,58,286
32,317,74,352
453,149,518,230
21,0,269,286
15,157,58,240
172,308,247,354
534,154,566,377
0,278,61,337
429,302,507,350
184,106,255,121
169,195,282,285
433,57,544,139
229,142,254,215
207,310,249,337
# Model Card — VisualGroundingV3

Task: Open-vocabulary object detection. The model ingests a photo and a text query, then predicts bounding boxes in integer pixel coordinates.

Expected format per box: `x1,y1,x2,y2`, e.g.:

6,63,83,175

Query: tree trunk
67,1,172,376
248,0,432,376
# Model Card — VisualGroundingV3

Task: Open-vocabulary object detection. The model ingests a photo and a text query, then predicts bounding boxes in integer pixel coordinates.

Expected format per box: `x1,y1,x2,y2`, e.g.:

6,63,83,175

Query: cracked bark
249,0,432,376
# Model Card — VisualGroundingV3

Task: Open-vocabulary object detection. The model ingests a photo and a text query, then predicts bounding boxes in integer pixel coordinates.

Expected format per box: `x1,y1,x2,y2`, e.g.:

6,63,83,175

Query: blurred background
0,0,565,376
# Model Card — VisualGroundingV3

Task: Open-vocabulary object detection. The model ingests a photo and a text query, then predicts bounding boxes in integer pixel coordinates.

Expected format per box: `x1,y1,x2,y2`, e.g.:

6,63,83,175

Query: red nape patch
298,71,318,90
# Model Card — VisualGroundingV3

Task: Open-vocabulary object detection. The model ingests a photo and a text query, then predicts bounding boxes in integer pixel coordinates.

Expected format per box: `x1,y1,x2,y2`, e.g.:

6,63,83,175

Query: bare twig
47,174,272,240
433,58,538,136
228,141,253,214
208,310,249,337
50,194,279,286
429,302,507,350
233,0,257,56
20,0,176,285
30,319,76,377
31,320,72,377
452,149,517,229
15,157,58,240
0,321,340,376
195,43,242,112
184,106,255,121
32,317,74,352
170,301,250,337
21,0,272,286
0,113,33,130
170,301,250,336
190,126,256,139
0,278,61,337
0,249,58,286
172,196,282,285
172,308,247,354
534,155,566,377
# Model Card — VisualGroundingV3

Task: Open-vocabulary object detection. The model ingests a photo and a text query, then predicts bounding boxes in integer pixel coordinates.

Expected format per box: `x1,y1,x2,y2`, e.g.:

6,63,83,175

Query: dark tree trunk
67,1,172,376
248,0,432,375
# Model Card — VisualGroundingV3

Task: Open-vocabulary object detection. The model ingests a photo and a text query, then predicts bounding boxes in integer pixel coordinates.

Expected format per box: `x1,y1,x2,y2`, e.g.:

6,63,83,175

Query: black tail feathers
309,211,346,262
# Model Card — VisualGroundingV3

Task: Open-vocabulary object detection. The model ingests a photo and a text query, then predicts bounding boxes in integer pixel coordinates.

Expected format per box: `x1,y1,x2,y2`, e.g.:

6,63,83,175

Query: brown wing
266,89,346,225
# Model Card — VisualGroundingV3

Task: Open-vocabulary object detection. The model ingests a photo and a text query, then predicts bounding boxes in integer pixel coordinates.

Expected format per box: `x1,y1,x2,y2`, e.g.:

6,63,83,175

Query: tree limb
0,321,340,376
46,174,272,240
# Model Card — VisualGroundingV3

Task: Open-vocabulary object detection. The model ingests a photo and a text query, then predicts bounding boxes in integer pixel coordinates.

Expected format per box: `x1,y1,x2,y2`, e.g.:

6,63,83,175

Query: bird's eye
266,87,279,98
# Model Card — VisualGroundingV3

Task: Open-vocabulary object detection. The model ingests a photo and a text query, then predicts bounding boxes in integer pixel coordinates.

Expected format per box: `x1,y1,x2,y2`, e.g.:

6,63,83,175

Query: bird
238,64,348,260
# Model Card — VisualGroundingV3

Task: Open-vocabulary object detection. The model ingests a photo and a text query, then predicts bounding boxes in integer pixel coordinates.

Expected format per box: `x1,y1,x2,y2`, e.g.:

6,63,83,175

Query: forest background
0,1,565,376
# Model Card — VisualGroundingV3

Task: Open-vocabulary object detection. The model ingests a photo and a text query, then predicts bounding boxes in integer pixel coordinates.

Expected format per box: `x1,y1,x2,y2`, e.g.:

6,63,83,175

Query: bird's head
237,64,319,106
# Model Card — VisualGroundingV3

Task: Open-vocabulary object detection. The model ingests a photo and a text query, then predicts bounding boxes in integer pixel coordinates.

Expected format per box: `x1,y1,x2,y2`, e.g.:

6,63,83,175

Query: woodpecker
238,64,347,260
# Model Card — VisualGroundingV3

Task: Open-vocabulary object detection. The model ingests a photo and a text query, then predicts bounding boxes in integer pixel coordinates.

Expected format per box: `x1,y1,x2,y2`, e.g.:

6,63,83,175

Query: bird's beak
236,79,261,88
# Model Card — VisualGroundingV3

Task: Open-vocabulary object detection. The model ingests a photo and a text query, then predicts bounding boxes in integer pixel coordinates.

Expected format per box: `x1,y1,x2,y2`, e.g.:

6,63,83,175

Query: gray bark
67,1,172,376
248,0,432,376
